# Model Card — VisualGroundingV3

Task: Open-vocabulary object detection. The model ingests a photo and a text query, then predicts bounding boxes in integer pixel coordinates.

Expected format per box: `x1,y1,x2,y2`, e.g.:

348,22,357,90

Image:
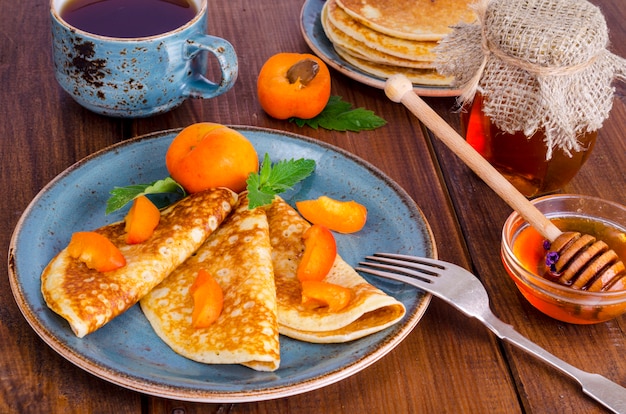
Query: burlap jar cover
435,0,626,159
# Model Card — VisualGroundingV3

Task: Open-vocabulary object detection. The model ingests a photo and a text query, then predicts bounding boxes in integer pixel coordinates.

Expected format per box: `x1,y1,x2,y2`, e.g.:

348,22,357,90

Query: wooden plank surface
0,0,623,412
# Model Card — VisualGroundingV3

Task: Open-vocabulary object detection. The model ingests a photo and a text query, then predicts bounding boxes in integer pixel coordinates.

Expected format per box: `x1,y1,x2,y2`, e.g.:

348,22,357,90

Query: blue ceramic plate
300,0,462,97
9,127,434,402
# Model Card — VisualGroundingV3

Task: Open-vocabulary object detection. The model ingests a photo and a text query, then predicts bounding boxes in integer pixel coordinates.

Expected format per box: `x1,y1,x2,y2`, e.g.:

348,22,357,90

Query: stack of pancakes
321,0,476,87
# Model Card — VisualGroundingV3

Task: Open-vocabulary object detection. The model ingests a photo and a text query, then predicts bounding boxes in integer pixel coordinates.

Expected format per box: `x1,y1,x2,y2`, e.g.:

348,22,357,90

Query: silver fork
357,253,626,414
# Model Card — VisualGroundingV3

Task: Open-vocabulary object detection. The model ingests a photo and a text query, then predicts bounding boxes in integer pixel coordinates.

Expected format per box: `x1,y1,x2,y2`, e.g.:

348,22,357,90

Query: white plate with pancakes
9,127,435,402
301,0,473,97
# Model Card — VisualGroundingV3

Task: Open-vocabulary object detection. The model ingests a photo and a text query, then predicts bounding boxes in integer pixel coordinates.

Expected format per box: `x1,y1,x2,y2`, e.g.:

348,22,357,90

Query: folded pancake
140,194,280,371
41,188,238,338
266,196,406,343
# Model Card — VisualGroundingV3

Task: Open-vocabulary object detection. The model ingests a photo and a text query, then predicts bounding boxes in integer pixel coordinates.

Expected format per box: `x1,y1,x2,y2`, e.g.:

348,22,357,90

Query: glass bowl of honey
501,194,626,324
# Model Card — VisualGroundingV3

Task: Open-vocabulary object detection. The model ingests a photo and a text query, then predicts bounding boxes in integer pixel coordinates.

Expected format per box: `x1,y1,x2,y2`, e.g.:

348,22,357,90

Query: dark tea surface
60,0,197,38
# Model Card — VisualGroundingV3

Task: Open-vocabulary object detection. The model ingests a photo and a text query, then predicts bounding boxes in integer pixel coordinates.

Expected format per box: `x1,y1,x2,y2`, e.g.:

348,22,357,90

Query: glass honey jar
434,0,626,198
461,93,598,197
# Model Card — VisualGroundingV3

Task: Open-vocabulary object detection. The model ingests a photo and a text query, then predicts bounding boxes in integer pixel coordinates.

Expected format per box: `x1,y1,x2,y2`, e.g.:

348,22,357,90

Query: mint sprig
104,154,314,214
106,177,185,214
290,96,386,131
246,153,316,209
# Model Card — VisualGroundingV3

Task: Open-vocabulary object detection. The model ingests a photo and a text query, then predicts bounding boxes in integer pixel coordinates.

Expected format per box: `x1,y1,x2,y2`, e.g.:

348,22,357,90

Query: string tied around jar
435,0,626,159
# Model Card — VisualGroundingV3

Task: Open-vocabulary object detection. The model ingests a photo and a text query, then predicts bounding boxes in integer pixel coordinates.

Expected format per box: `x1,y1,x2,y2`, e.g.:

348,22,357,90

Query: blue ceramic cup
50,0,238,118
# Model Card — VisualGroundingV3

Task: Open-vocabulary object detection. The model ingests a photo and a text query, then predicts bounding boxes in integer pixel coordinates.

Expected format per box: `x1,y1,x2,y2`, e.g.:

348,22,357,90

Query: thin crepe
266,196,406,343
140,194,280,371
41,188,238,338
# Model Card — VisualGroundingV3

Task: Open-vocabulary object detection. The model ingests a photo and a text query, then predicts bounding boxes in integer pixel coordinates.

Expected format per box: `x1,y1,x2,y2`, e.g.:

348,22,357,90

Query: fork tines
356,253,443,286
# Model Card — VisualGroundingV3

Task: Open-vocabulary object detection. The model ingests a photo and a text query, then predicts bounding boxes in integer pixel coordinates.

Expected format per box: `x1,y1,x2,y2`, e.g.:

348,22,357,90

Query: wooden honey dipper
385,74,626,291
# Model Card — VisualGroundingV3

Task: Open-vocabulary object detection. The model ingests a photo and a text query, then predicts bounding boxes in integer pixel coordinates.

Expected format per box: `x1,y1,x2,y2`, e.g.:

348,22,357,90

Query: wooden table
1,0,624,412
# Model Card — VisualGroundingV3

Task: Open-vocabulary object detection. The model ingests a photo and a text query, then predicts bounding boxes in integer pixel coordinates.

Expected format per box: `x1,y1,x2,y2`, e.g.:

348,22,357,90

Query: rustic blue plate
300,0,461,97
8,127,434,402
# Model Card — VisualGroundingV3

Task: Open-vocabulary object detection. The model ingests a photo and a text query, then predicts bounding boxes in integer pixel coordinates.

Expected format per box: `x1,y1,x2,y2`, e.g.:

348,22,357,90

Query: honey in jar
461,94,598,197
435,0,626,199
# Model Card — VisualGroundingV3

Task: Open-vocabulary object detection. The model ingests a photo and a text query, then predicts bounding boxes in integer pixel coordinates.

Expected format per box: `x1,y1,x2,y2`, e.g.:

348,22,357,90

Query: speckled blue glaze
9,127,435,402
50,0,238,118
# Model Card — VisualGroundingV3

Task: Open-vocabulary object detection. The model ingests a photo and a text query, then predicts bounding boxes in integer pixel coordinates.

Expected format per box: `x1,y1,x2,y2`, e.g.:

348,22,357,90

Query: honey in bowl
513,217,626,291
501,194,626,324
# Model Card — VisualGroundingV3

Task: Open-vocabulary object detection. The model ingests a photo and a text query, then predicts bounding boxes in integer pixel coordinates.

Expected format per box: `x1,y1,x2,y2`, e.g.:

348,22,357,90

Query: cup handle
184,33,238,98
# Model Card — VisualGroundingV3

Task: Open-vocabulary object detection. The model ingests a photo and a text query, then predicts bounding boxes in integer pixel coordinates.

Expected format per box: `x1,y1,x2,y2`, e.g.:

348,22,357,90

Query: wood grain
0,0,623,412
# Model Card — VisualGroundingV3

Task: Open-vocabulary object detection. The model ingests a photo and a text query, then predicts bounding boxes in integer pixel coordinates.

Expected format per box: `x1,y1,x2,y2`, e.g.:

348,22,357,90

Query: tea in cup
50,0,238,117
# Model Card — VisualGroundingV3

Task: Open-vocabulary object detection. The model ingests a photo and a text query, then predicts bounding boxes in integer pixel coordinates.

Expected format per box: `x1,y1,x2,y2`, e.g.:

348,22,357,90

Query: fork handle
384,75,562,242
480,312,626,413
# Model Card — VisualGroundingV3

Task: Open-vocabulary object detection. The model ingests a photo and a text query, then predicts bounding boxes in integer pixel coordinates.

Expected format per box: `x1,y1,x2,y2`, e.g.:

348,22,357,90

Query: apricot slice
297,224,337,282
301,280,352,312
190,269,224,329
67,231,126,272
296,195,367,233
124,195,160,244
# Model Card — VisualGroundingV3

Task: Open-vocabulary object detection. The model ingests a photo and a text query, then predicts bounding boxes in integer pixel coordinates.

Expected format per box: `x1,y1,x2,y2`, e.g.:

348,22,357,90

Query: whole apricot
257,53,331,120
165,123,259,194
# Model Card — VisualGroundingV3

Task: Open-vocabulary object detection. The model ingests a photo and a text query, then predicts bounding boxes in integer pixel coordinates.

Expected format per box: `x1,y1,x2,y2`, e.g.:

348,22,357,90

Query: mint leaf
106,177,185,214
247,153,316,209
291,96,386,131
246,173,275,209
